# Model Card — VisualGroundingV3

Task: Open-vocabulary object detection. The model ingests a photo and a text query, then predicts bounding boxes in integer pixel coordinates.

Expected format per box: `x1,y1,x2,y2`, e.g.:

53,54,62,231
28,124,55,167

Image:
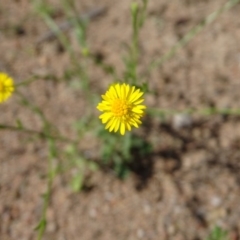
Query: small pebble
210,196,222,207
173,113,192,130
137,228,145,239
89,208,97,219
104,191,114,201
143,203,151,215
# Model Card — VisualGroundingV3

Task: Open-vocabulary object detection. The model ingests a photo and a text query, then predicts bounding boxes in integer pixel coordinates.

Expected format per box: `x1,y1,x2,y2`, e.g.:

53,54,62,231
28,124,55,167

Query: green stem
36,139,56,240
147,107,240,117
15,76,37,87
0,124,75,142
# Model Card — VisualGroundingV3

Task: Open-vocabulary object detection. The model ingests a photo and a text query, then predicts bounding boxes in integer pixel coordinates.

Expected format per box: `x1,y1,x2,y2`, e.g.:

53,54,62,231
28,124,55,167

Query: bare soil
1,0,240,239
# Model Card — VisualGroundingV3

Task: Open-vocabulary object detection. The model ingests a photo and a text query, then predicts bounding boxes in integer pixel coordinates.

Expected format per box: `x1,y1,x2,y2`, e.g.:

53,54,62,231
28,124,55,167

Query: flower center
112,99,130,117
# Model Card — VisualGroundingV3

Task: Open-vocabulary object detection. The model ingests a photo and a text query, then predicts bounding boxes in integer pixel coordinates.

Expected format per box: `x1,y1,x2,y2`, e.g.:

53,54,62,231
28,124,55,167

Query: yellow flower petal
133,98,144,105
129,91,143,103
100,112,113,123
120,122,126,135
114,118,120,132
109,118,117,132
96,83,146,135
0,72,14,103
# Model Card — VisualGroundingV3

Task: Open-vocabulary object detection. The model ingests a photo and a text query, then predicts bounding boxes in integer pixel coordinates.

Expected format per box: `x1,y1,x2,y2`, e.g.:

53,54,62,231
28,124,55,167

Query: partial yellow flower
97,83,146,135
0,72,14,103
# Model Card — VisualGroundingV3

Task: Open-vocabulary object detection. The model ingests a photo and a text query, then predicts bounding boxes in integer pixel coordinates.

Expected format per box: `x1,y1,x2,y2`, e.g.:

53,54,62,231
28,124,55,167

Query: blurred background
1,0,240,239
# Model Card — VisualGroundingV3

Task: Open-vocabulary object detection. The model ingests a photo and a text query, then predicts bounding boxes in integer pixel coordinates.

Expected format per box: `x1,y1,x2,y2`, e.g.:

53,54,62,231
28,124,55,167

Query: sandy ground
1,0,240,239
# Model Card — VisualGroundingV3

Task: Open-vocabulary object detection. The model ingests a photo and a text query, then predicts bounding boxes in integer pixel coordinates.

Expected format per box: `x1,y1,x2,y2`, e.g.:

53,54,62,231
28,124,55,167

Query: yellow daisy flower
97,83,146,135
0,72,14,103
